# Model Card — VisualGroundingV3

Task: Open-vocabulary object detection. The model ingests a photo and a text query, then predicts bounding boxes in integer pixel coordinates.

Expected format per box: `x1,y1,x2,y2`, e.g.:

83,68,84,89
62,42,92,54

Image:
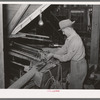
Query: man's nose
63,31,65,34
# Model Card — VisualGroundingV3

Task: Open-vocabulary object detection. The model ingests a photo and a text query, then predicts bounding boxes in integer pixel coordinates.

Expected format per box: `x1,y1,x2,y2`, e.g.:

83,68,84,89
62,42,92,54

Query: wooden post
7,4,30,35
84,7,88,32
0,4,5,88
90,6,100,68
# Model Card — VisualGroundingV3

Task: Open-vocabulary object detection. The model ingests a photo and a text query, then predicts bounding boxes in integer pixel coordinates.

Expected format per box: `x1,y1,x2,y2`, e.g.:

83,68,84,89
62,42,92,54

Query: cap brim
72,21,75,24
58,21,75,31
58,28,62,31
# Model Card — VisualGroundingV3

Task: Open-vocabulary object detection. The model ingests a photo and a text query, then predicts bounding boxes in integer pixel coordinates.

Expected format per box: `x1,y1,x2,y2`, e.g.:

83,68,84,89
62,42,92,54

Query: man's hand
40,52,48,62
54,54,62,61
47,53,54,60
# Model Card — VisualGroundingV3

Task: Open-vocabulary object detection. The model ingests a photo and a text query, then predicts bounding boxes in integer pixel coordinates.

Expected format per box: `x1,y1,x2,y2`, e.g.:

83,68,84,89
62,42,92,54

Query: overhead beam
11,4,50,35
7,4,30,35
90,6,100,68
0,4,5,88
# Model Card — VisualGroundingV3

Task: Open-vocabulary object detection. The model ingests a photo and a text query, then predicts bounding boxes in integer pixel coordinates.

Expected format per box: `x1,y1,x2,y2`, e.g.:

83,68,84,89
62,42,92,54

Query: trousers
68,58,87,89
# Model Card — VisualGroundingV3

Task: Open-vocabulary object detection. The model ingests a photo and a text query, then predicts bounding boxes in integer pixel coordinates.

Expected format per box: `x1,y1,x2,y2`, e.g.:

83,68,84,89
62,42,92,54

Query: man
47,19,87,89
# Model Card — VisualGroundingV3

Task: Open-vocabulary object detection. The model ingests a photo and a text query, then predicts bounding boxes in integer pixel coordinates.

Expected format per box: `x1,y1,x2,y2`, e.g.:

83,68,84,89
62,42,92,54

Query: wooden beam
8,63,40,89
8,58,59,89
7,4,30,35
0,4,5,88
11,4,50,35
90,6,100,68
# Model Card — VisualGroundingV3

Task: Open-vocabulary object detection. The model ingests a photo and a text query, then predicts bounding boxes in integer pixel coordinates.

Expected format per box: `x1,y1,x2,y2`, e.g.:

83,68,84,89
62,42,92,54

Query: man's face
62,29,65,35
62,28,70,37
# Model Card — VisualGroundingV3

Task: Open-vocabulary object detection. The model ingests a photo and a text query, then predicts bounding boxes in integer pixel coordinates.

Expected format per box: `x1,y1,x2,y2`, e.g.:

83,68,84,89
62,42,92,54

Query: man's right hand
47,53,54,61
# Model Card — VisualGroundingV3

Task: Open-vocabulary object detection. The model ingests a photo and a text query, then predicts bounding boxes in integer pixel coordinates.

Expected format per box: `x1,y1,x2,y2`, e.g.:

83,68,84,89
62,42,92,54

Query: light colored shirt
54,32,85,62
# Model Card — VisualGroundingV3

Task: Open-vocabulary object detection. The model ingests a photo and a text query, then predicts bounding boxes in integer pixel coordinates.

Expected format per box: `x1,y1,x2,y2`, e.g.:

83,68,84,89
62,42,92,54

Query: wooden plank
90,6,100,67
9,51,32,61
4,4,21,11
8,63,39,89
0,4,5,88
8,58,60,89
3,4,21,28
18,4,41,24
10,49,41,61
11,4,50,35
7,4,30,35
10,32,49,38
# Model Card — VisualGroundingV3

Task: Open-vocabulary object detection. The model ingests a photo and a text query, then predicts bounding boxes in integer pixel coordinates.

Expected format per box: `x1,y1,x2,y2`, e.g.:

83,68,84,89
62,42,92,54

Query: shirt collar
67,32,77,41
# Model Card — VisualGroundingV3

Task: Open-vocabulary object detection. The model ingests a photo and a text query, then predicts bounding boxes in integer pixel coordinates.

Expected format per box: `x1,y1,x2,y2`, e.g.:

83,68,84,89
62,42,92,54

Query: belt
71,57,85,62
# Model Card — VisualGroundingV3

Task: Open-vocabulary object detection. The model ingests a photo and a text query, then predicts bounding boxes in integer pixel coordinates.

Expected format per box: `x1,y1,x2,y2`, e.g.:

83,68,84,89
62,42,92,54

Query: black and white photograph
1,2,100,93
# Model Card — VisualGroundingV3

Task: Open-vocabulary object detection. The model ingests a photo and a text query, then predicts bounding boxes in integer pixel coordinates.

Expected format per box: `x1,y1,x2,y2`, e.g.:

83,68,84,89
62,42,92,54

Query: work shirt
54,32,85,62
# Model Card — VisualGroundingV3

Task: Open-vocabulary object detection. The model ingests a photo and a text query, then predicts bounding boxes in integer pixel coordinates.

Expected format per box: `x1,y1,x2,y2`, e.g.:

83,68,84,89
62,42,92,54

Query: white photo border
1,1,100,98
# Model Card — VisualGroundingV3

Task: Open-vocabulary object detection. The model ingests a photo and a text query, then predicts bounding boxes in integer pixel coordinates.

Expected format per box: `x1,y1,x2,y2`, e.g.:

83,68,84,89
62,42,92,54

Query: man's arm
54,42,78,62
55,39,68,55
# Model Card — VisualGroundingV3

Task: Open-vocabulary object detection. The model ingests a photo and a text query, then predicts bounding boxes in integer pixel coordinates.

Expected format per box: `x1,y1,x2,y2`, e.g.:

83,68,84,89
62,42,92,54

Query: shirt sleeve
54,40,78,62
55,39,68,55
